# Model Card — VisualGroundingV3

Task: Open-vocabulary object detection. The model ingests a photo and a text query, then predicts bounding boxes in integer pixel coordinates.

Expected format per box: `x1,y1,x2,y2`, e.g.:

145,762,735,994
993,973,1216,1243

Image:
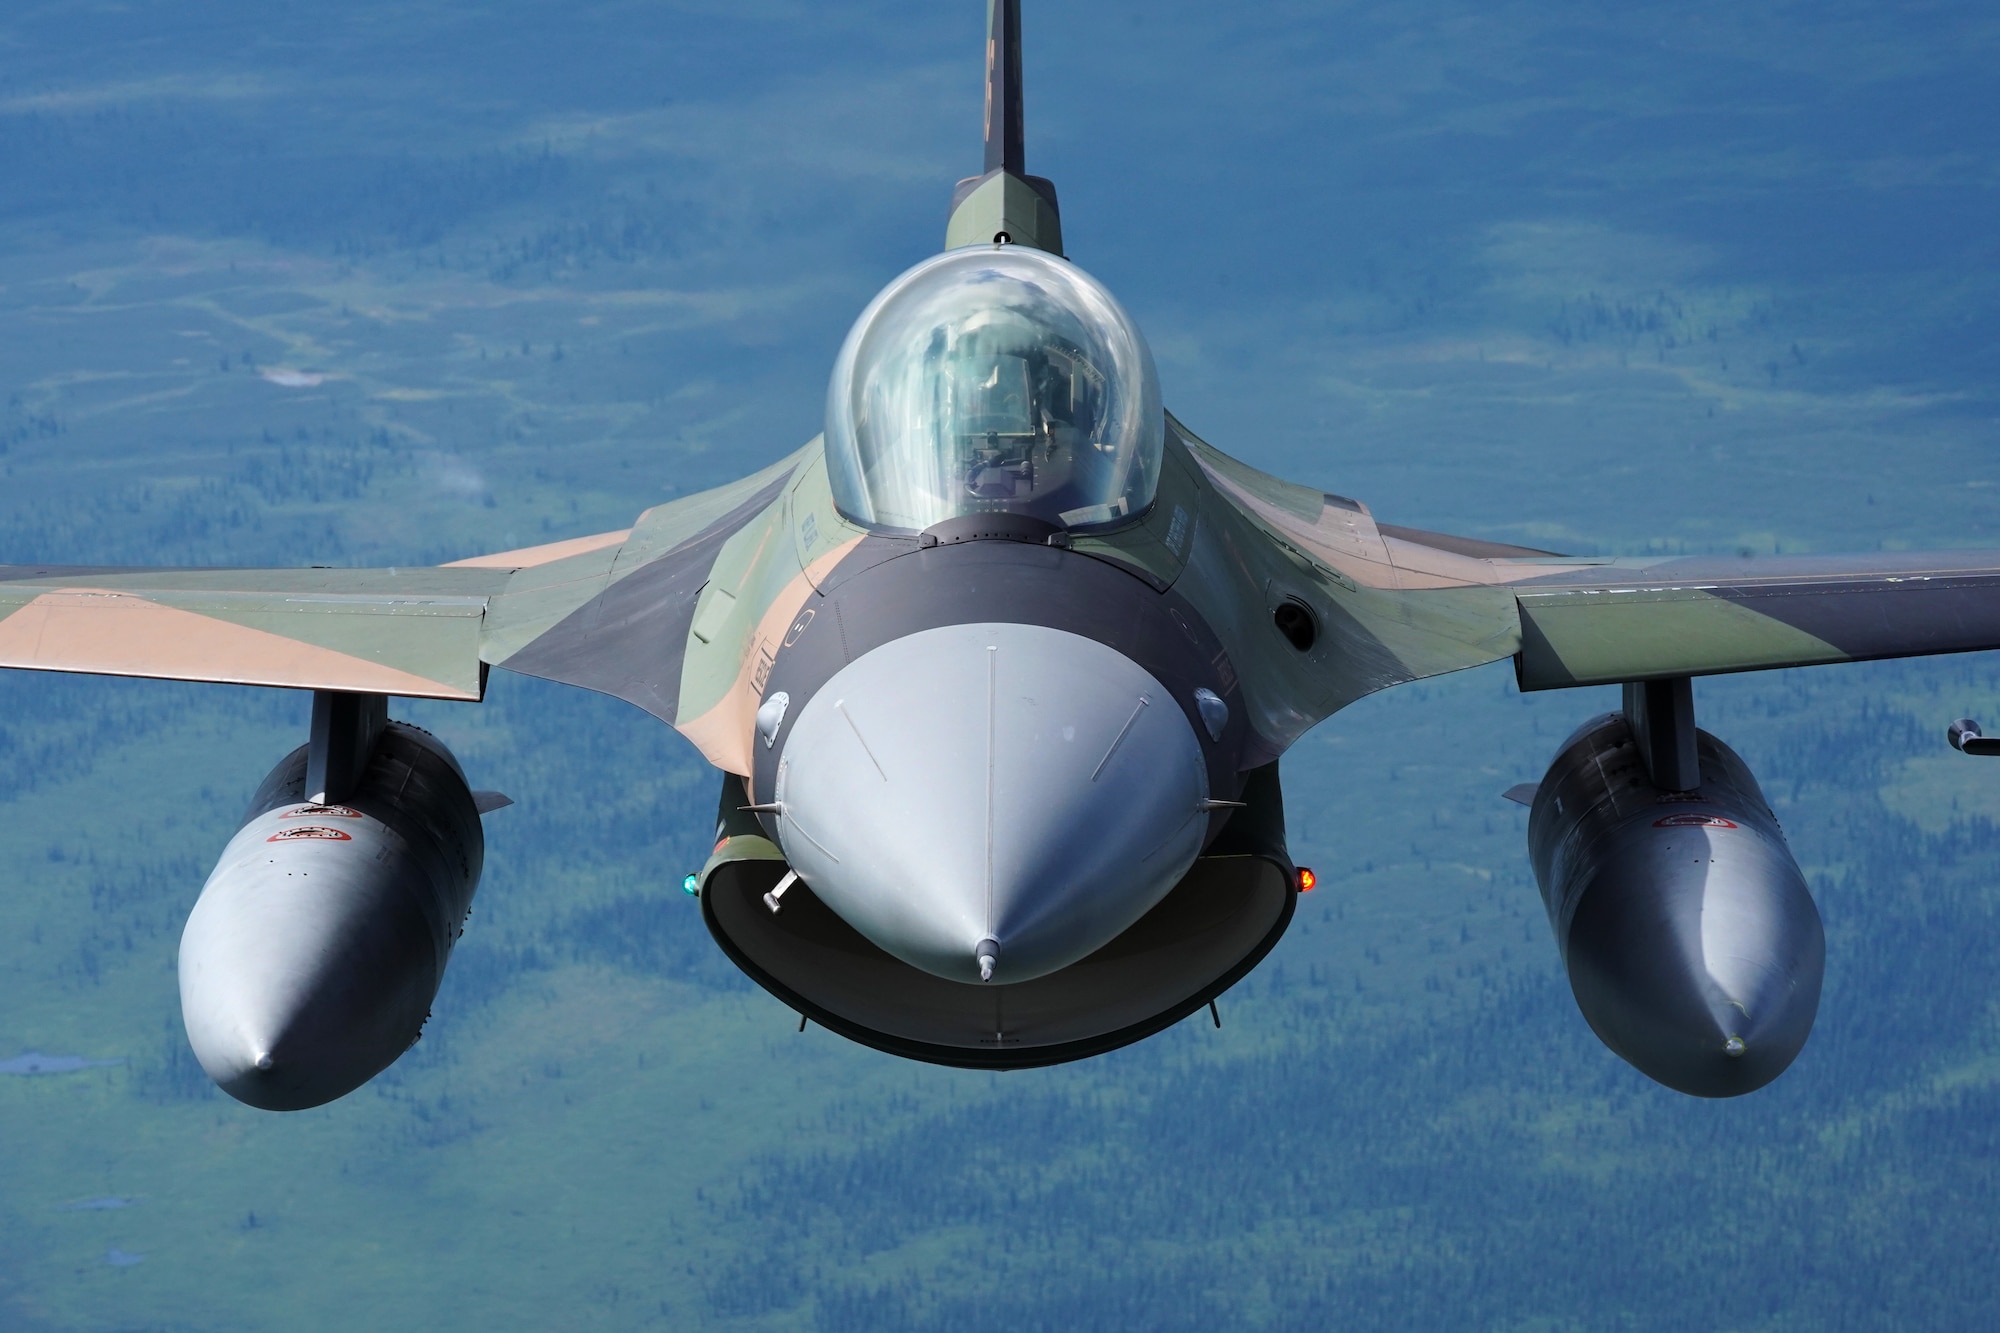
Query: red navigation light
1298,867,1317,892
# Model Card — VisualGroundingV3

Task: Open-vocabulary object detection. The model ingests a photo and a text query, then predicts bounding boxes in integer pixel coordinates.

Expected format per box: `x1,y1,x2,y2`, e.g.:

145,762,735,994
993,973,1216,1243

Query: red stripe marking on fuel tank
267,826,353,842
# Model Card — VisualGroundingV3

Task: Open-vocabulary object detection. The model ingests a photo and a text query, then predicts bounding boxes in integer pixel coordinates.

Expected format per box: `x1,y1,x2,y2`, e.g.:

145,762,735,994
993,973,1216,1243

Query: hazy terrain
0,2,1995,1328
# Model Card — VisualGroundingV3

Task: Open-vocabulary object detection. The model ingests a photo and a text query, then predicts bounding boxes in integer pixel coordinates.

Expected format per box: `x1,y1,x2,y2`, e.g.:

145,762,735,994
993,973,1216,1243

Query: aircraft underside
705,771,1296,1068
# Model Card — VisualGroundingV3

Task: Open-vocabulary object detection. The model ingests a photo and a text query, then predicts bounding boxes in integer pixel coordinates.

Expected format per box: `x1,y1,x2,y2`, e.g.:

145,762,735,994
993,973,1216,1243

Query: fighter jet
4,0,1998,1109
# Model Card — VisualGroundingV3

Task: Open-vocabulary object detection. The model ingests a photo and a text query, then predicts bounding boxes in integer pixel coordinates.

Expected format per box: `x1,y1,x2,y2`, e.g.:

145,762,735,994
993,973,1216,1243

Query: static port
1273,599,1317,652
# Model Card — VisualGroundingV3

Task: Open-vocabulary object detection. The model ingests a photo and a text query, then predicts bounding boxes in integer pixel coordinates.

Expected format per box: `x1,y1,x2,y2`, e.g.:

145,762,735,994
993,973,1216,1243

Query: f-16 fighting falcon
4,1,1999,1110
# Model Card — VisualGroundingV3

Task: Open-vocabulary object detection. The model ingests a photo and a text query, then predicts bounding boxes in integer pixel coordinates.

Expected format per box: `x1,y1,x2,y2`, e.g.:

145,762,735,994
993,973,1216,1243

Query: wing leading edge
1186,428,2000,707
14,420,1991,756
1510,554,2000,689
0,445,816,713
0,565,507,699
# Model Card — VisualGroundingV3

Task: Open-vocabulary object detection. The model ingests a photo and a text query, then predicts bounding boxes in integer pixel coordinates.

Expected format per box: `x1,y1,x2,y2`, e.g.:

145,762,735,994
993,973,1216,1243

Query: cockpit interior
824,245,1164,533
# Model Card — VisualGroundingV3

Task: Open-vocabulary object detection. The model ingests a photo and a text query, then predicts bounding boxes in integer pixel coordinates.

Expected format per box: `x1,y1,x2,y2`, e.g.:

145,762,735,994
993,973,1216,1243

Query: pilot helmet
825,245,1163,533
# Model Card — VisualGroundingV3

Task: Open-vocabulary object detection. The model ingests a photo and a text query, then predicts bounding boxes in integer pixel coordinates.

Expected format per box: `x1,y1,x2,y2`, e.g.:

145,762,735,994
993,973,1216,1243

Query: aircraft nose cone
771,622,1212,984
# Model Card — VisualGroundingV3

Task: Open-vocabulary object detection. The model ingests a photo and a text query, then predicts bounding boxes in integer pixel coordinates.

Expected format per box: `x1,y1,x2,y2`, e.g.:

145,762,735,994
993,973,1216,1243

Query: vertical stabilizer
984,0,1025,177
947,0,1064,255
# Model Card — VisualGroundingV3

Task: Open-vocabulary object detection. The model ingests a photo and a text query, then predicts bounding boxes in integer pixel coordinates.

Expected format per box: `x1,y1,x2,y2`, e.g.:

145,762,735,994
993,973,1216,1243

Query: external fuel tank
180,721,484,1111
1528,712,1824,1097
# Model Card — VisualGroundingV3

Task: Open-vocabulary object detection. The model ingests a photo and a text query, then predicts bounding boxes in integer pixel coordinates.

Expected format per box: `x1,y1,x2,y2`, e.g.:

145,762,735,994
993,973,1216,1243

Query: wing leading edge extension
482,442,854,777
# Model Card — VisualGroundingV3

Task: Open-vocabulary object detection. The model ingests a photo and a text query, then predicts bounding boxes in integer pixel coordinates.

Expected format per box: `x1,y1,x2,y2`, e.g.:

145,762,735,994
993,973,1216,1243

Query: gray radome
773,622,1210,984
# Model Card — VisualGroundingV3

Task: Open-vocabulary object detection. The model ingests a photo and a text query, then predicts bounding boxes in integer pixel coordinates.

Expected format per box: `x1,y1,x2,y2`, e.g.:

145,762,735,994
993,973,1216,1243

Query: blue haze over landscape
0,1,1996,1327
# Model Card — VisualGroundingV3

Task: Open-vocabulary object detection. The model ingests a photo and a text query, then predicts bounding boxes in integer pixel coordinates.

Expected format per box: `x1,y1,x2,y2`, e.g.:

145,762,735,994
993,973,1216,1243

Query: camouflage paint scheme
8,0,1996,1094
7,411,1996,780
2,0,1996,844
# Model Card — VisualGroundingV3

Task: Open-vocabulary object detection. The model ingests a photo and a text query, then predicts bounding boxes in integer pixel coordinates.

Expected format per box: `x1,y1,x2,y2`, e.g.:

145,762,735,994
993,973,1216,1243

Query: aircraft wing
0,564,508,699
1185,429,2000,706
0,446,811,708
1506,552,2000,689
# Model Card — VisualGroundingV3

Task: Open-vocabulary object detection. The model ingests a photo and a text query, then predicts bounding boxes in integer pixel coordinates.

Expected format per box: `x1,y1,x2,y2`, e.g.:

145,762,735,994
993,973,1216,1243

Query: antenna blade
983,0,1025,176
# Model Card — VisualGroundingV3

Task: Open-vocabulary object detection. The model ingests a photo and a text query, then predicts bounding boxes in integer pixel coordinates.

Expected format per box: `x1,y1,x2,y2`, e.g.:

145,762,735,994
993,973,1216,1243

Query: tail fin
946,0,1064,255
983,0,1025,176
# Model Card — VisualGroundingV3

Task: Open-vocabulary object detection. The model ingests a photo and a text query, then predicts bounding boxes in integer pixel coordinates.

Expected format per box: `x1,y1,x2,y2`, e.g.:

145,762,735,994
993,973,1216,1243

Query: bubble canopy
825,246,1164,533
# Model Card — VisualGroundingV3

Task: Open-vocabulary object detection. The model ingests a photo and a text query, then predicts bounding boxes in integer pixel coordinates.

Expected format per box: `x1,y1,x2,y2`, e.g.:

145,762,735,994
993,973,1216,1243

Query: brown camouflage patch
444,529,632,569
0,589,474,698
